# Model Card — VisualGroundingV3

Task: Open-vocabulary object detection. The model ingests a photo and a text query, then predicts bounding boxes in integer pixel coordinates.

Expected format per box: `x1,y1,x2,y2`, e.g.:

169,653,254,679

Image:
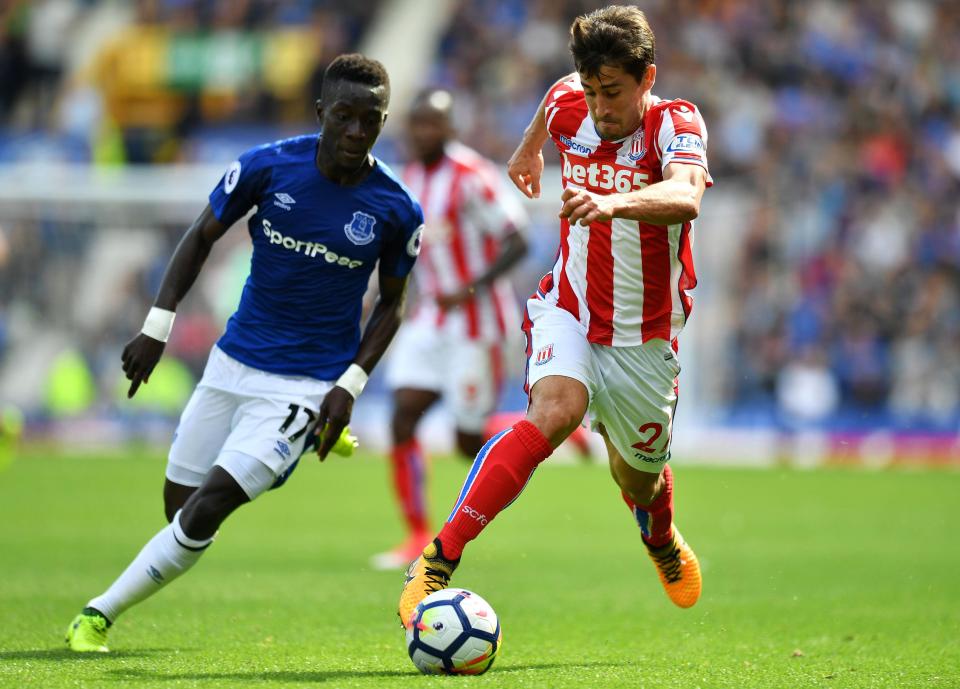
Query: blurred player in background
66,54,424,652
371,89,528,570
400,6,711,624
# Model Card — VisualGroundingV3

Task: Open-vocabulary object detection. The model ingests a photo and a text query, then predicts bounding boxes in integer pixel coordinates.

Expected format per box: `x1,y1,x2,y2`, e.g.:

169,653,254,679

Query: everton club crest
344,211,377,245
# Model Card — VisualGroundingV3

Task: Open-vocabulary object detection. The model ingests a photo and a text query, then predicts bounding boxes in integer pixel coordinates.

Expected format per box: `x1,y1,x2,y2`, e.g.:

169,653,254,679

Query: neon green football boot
330,425,359,457
65,608,111,653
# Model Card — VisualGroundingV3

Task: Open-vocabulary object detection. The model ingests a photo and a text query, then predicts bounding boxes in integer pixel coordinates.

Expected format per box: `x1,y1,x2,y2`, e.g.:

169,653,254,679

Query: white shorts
385,315,504,433
166,346,333,499
523,298,680,473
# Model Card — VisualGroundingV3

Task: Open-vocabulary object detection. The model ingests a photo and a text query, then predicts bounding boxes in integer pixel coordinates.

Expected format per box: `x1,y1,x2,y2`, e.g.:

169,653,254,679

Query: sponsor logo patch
224,160,241,194
559,134,594,155
406,224,423,257
562,155,650,193
261,219,364,269
666,134,705,155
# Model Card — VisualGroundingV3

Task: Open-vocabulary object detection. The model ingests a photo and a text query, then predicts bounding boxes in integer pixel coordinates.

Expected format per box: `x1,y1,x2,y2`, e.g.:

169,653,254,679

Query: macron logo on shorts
632,451,670,465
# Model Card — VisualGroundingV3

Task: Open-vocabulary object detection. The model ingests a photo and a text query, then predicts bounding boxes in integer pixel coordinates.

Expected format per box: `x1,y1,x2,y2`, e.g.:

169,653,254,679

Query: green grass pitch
0,449,957,688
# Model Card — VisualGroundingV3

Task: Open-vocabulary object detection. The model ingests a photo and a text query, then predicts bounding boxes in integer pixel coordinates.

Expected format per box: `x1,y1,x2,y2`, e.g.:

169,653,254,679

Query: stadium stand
0,0,958,457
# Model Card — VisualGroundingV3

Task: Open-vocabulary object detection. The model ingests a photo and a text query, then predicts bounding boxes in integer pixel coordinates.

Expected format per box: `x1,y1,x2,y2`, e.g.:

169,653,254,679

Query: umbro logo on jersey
274,192,296,210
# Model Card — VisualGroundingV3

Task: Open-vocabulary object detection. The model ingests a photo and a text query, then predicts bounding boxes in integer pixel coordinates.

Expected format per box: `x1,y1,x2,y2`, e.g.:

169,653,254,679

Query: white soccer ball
405,588,502,675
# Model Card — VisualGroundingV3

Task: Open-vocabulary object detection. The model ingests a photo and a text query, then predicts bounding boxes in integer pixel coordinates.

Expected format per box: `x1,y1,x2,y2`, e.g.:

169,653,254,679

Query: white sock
87,510,213,622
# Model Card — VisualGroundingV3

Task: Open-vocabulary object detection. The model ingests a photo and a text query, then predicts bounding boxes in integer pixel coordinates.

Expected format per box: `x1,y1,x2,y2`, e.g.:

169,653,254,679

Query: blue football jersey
208,134,424,380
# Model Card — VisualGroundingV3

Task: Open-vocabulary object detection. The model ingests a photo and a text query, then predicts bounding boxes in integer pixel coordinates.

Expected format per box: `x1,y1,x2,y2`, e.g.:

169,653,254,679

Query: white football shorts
385,311,504,433
523,298,680,473
166,346,333,499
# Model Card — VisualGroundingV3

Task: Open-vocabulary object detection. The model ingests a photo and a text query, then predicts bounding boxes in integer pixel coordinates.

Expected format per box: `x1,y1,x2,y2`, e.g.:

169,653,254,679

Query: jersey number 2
631,422,663,454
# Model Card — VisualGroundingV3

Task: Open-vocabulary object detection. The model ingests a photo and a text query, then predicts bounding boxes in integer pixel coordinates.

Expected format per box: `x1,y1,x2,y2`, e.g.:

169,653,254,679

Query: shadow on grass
107,668,412,683
105,660,629,683
498,660,631,673
0,648,169,661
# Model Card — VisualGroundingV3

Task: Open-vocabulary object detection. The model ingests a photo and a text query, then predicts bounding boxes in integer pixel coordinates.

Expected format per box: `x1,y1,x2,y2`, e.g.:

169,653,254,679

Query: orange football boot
398,539,459,628
646,527,702,608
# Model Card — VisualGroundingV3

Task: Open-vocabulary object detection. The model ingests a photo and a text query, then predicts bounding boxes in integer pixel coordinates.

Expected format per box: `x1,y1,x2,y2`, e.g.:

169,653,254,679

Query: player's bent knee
163,480,197,524
179,495,236,540
179,470,249,539
527,397,586,447
527,377,589,446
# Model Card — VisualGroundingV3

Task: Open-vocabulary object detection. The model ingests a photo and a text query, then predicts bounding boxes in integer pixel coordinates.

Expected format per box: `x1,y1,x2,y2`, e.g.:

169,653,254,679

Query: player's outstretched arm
507,73,574,199
315,272,409,460
121,205,229,398
560,163,708,227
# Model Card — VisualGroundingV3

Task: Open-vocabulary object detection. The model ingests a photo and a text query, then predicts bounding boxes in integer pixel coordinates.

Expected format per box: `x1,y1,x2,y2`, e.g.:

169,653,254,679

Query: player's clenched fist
559,187,618,226
315,386,354,461
120,333,165,398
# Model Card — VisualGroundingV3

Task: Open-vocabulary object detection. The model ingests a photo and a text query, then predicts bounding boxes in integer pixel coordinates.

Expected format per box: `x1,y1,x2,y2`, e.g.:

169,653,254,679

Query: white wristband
335,363,368,400
141,307,176,343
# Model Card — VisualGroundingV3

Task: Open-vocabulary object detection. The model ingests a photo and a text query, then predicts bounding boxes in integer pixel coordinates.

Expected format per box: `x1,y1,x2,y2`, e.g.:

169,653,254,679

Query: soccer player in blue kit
65,54,424,652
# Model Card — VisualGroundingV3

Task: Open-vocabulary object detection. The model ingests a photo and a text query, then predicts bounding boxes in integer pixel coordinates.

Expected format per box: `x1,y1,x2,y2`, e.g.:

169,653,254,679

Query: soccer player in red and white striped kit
372,88,529,569
400,5,711,624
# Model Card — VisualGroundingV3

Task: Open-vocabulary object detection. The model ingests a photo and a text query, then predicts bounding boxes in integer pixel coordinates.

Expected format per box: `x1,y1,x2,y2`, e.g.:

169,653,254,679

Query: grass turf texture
0,450,957,689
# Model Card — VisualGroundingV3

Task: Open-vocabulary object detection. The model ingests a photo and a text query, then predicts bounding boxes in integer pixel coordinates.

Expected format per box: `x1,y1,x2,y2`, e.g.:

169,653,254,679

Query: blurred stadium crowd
1,0,959,435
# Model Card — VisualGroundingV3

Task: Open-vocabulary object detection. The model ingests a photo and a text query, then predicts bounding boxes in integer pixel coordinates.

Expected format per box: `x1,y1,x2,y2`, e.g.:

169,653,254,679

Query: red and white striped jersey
537,73,713,347
403,142,527,342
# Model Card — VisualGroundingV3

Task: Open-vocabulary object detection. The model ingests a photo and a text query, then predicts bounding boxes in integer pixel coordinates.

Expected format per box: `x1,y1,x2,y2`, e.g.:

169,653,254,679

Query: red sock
567,425,591,456
438,421,552,559
621,463,674,548
390,439,429,536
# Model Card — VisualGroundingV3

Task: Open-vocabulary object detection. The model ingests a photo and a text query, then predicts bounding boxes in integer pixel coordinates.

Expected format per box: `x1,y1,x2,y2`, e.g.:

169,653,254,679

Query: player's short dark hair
322,53,391,100
569,6,656,83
